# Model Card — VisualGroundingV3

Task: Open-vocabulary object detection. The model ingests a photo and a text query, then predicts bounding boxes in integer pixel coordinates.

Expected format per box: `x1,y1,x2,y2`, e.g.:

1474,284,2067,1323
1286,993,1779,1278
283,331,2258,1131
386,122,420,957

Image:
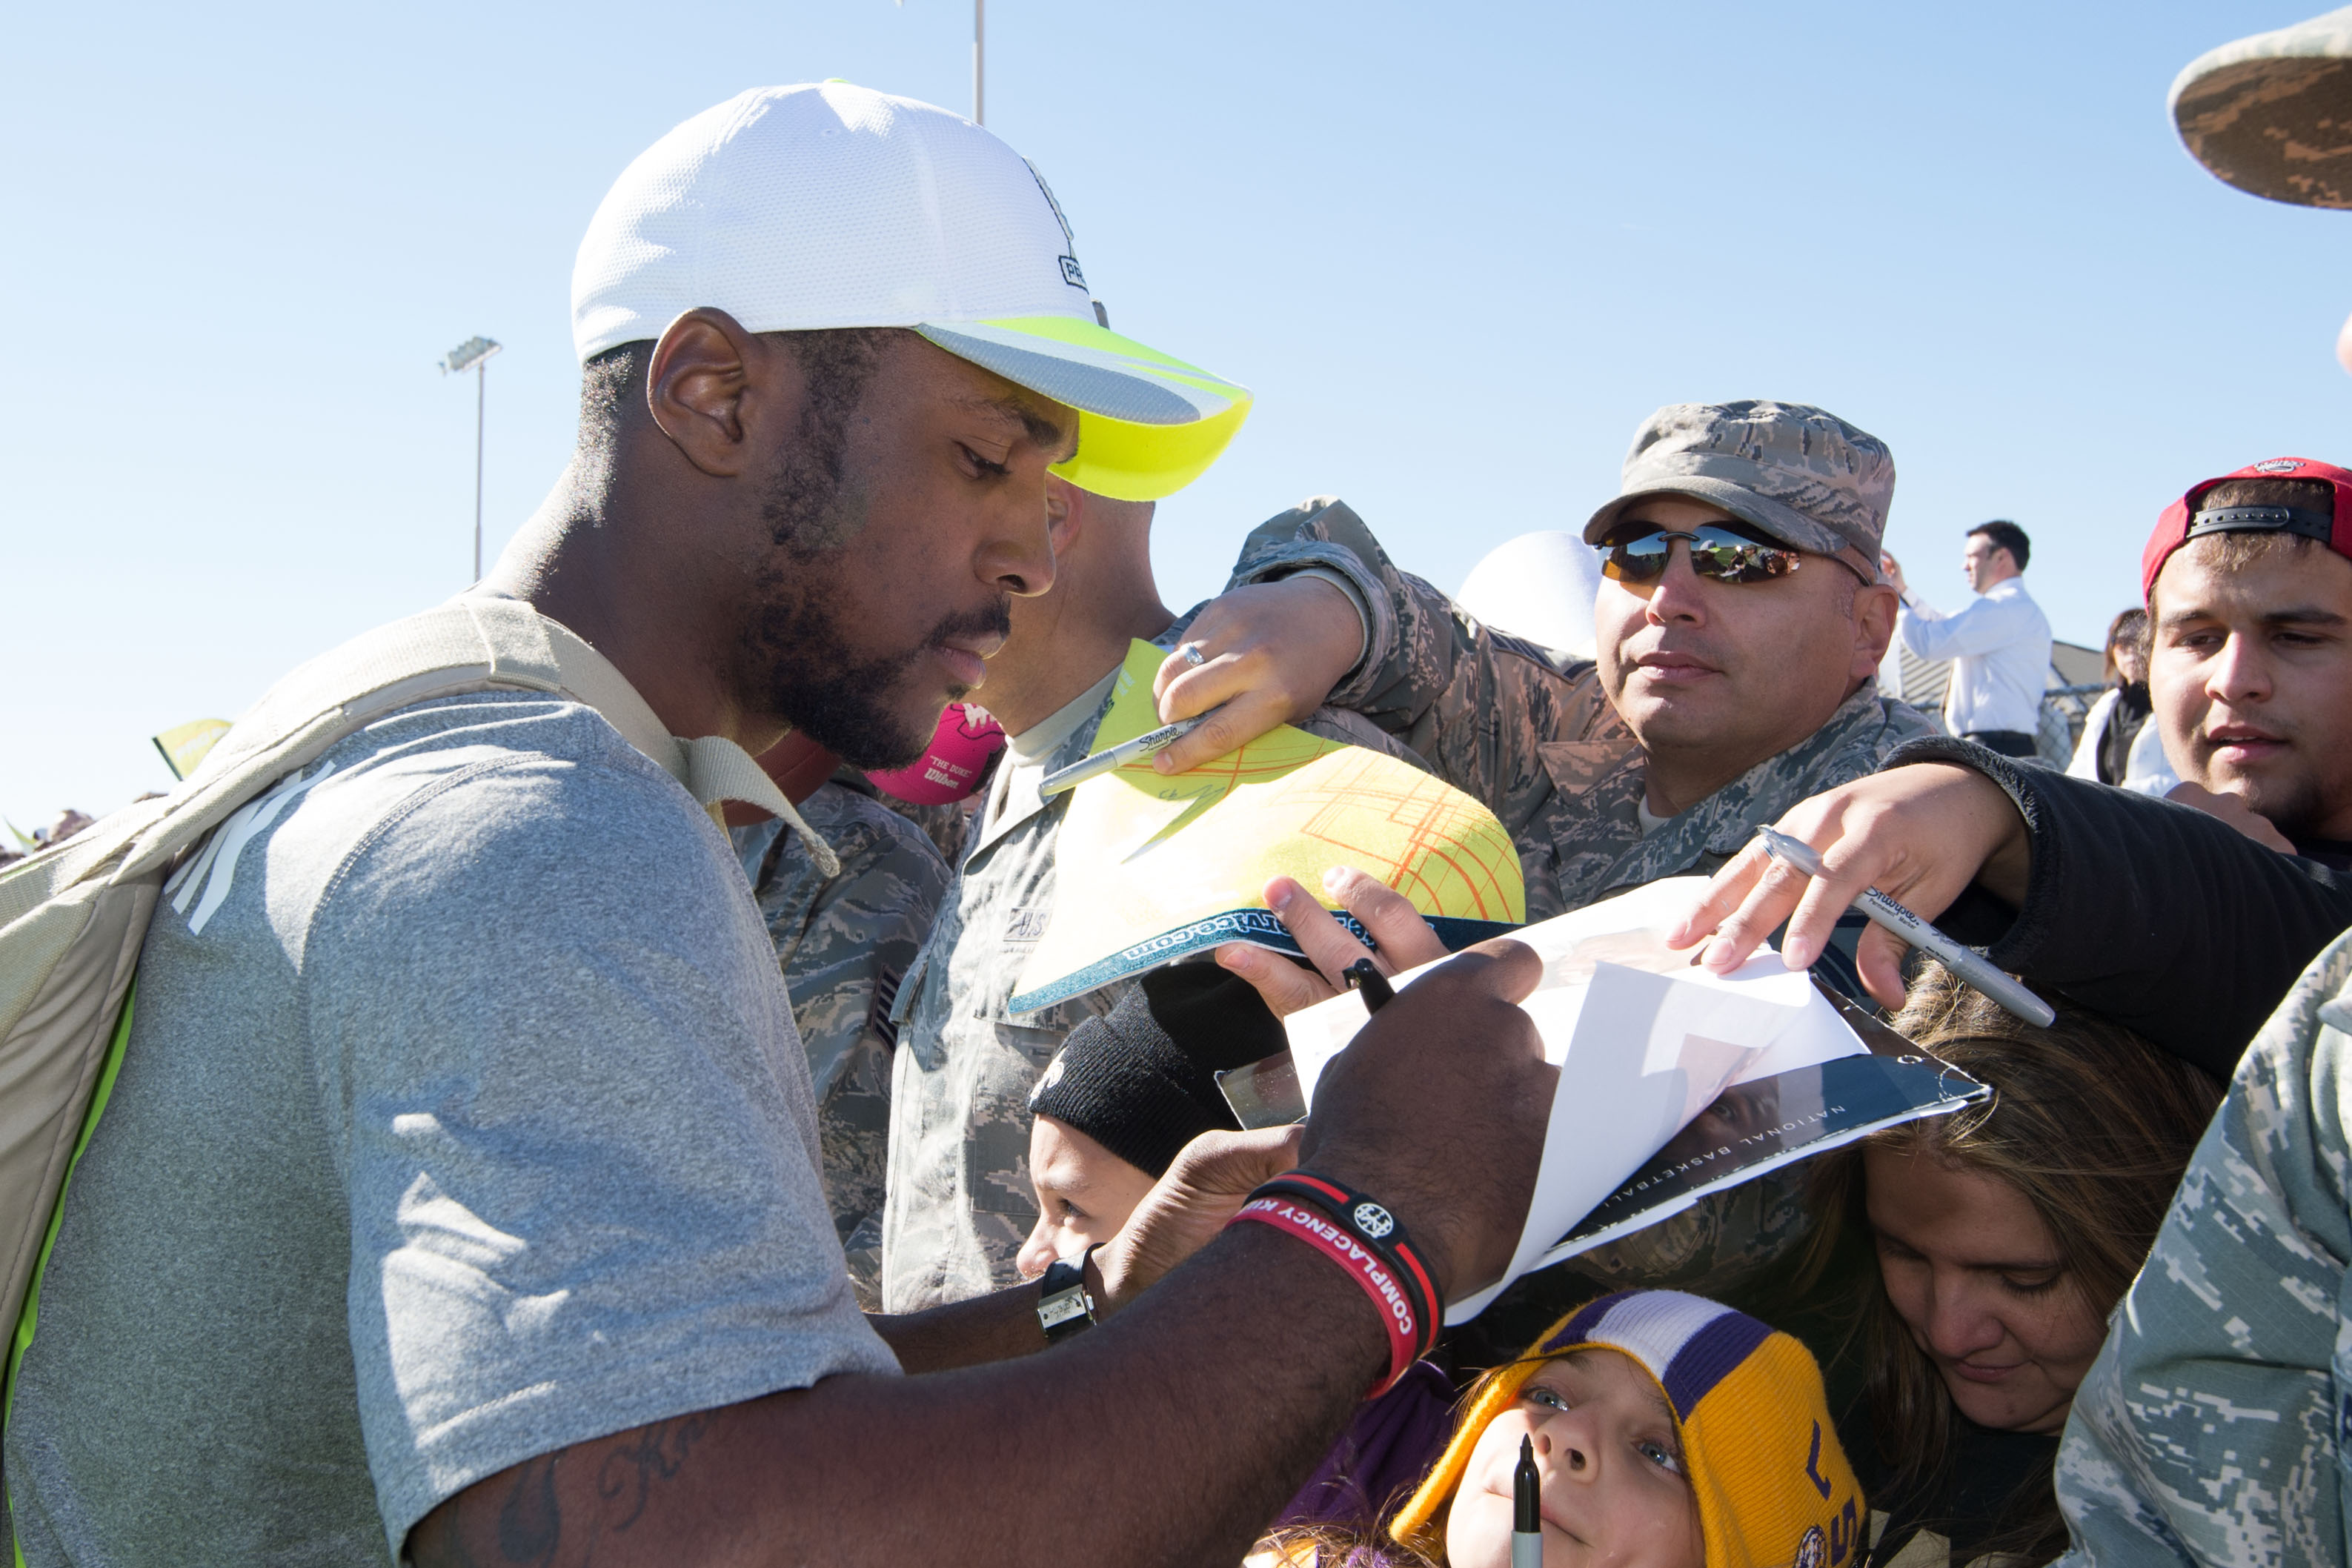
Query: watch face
1037,1289,1090,1332
1037,1256,1097,1340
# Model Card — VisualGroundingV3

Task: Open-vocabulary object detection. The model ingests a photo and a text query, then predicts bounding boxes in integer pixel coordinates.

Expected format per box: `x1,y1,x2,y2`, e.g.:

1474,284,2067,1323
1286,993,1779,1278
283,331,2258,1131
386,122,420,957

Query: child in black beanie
1015,962,1284,1279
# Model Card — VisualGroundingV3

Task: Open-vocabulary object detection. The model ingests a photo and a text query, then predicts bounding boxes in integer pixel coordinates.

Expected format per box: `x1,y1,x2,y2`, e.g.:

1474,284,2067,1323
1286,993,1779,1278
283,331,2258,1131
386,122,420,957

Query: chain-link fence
2037,682,2108,768
1886,641,2113,770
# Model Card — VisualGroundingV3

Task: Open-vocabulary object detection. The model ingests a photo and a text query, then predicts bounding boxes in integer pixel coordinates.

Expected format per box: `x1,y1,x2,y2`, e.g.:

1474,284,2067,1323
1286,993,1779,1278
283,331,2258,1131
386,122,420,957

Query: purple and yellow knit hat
1391,1291,1865,1568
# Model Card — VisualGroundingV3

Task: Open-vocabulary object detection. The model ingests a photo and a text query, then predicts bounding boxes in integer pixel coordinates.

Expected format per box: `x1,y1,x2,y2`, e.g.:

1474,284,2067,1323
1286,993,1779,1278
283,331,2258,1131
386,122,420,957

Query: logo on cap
1795,1527,1827,1568
2256,459,2305,473
1028,1054,1066,1108
1024,160,1089,293
1354,1202,1395,1239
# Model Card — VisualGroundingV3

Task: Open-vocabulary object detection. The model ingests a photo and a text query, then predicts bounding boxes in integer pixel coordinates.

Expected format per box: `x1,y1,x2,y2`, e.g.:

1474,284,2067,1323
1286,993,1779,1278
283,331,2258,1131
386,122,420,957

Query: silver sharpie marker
1037,711,1215,800
1754,825,2056,1027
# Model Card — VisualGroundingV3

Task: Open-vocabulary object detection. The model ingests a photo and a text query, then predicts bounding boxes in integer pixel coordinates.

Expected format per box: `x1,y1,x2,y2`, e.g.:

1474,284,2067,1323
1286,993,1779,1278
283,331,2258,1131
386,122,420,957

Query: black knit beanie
1026,963,1289,1179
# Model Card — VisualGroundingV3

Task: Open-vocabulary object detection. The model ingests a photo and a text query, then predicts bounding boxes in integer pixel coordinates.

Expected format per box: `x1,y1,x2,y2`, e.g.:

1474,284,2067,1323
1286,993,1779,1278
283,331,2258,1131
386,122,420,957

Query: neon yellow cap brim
914,315,1252,502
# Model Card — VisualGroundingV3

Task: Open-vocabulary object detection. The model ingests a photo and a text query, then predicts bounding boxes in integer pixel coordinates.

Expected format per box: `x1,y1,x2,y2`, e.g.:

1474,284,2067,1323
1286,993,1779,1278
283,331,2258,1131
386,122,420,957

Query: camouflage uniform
1230,496,1937,1295
883,794,980,867
879,690,1130,1313
880,600,1418,1312
736,775,951,1309
2053,930,2352,1568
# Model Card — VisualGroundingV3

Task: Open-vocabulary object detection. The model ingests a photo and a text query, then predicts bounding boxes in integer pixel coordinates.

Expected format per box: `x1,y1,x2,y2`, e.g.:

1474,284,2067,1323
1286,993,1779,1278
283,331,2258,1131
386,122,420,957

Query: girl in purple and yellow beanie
1257,1289,1864,1568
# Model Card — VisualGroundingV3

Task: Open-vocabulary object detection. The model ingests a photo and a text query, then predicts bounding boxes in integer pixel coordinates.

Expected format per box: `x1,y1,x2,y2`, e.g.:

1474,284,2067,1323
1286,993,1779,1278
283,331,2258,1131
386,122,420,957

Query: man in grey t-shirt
9,692,900,1559
8,84,1554,1567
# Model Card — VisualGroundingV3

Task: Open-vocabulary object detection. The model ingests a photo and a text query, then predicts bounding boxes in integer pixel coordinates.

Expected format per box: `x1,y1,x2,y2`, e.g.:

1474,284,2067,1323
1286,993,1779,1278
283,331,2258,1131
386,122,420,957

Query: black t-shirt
2292,834,2352,873
1887,737,2352,1079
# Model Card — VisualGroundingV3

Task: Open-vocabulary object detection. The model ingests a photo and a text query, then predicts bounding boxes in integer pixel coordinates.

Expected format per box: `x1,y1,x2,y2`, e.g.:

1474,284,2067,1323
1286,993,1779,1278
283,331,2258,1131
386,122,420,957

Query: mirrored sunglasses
1598,523,1803,586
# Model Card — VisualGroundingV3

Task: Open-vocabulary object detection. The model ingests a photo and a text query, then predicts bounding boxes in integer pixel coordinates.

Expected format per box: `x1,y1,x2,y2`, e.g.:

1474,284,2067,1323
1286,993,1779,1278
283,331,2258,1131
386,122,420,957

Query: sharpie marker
1513,1434,1541,1568
1037,711,1218,800
1753,825,2056,1028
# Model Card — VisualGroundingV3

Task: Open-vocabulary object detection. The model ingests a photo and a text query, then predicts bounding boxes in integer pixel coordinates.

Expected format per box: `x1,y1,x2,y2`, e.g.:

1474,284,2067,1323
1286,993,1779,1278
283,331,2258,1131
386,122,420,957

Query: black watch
1037,1248,1100,1343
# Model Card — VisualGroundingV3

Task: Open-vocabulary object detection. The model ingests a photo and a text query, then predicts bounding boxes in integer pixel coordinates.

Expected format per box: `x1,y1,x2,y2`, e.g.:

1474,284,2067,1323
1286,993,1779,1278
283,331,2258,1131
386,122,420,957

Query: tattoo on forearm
596,1413,713,1529
498,1455,562,1564
411,1415,717,1567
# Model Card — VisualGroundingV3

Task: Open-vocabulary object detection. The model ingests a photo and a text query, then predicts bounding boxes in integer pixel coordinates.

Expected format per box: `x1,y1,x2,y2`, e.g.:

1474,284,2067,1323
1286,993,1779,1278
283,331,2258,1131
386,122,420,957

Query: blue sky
7,1,2348,828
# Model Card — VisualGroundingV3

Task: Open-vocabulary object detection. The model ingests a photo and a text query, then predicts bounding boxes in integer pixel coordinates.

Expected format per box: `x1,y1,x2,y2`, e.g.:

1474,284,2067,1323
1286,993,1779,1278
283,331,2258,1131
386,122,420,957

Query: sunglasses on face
1598,523,1804,586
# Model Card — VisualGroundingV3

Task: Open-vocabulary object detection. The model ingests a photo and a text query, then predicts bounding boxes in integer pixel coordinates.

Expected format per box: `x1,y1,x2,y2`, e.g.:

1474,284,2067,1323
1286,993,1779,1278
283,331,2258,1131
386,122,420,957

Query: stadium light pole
892,1,983,124
439,335,503,582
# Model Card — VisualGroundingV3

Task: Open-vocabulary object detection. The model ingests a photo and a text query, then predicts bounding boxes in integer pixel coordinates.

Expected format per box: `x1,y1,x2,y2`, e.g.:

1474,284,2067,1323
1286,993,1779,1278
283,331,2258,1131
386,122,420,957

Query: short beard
740,576,1009,771
734,329,1009,769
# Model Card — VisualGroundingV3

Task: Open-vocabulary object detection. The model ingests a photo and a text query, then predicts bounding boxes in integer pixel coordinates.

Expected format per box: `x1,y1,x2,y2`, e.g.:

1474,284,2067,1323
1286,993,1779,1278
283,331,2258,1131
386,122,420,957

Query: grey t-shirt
5,692,897,1564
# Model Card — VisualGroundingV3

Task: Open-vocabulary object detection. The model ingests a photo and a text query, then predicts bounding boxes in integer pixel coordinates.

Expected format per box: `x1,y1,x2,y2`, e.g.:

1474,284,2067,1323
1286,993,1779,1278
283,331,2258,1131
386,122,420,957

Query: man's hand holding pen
1667,763,2033,1012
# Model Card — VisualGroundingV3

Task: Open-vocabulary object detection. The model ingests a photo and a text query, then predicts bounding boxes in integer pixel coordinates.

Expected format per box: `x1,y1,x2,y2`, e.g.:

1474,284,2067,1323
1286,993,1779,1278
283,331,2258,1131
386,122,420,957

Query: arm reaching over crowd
1169,411,1932,951
1151,498,1614,828
1667,759,2031,1008
1669,738,2352,1077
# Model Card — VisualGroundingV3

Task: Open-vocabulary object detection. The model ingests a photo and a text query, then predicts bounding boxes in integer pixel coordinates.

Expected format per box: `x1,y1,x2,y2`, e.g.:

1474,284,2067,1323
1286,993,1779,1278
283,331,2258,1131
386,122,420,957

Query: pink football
868,702,1007,805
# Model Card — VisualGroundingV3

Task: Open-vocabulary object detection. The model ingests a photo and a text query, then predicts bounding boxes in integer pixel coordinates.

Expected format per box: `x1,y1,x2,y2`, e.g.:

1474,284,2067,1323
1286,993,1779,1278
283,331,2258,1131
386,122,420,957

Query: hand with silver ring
1149,575,1363,774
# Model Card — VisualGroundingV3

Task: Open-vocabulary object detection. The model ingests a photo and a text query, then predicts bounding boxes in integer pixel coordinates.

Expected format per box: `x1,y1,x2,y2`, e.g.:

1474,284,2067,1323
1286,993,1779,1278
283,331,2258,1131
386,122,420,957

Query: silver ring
1179,642,1207,668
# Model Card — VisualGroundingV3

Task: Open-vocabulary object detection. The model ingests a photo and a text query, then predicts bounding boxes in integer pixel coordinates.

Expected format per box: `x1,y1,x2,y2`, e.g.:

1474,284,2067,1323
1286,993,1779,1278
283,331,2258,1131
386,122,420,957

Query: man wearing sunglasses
1177,399,1926,931
1173,400,1928,1298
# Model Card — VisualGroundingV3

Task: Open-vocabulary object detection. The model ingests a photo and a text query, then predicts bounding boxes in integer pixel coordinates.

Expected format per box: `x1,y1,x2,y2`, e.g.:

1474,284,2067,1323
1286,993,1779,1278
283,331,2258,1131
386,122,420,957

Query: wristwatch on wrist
1037,1250,1099,1343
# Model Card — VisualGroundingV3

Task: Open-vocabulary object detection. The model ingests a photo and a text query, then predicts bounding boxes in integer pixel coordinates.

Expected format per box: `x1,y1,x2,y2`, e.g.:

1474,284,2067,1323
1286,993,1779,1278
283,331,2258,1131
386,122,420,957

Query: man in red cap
2141,456,2352,866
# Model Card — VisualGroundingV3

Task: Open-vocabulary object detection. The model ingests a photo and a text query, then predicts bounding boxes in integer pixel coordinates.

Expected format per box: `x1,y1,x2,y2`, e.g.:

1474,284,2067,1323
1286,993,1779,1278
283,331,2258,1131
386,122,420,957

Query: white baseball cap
571,83,1251,501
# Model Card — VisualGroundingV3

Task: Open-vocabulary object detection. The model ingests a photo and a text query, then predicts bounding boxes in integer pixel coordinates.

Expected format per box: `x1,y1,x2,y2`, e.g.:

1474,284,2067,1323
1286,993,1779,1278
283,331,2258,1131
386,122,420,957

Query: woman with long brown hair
1807,963,2222,1566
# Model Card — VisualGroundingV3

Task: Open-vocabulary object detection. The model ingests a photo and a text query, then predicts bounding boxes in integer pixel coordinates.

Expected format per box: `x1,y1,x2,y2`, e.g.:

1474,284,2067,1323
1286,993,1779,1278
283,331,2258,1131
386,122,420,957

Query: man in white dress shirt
1886,519,2053,757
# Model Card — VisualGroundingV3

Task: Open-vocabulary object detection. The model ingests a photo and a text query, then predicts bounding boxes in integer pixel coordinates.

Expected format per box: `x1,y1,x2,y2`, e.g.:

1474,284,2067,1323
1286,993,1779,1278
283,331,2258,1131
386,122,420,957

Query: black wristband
1247,1171,1440,1362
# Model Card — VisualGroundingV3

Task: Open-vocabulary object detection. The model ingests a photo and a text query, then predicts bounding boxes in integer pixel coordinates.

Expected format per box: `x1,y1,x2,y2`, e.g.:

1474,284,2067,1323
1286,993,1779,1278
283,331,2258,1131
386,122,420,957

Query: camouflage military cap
1583,400,1893,584
2172,7,2352,209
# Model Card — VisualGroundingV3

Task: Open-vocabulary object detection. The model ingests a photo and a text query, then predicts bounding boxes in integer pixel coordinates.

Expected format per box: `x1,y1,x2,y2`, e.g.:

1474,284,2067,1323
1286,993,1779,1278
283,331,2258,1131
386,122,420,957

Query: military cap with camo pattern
2173,7,2352,210
1583,401,1895,585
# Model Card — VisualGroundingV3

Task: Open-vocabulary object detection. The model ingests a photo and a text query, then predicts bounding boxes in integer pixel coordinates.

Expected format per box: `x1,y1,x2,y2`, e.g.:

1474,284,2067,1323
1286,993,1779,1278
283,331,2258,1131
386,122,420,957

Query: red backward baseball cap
2143,456,2352,598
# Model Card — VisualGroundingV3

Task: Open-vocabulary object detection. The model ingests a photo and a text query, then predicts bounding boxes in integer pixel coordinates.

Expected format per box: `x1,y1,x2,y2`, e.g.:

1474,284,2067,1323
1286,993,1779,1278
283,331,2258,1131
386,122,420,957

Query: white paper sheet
1279,877,1865,1321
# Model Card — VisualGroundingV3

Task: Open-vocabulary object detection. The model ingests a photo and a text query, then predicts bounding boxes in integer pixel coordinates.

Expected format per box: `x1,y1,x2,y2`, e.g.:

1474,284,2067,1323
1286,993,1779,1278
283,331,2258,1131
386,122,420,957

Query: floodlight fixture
440,336,502,376
440,336,503,583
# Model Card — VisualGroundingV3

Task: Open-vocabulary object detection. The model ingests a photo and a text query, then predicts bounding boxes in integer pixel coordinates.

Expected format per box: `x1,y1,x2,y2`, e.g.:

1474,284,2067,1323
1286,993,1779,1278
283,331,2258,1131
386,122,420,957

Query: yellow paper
1009,640,1524,1012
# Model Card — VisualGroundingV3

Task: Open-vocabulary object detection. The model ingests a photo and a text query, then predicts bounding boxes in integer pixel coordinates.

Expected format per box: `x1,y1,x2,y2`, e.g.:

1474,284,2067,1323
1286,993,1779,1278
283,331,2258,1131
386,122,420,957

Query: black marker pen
1513,1432,1541,1567
1343,957,1395,1012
